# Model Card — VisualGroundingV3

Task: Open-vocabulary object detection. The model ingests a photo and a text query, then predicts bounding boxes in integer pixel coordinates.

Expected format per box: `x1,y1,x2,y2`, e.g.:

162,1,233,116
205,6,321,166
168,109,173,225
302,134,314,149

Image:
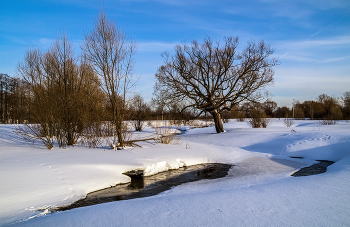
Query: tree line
0,73,30,124
3,69,349,126
232,93,350,121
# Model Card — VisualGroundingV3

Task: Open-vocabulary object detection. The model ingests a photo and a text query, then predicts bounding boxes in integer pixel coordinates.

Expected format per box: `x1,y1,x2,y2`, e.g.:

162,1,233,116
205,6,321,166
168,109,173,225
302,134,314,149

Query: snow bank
143,159,187,176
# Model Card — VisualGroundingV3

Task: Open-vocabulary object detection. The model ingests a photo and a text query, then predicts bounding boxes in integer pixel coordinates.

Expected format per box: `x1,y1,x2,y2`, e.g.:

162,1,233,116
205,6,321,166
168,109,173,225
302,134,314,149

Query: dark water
291,160,334,177
56,163,233,211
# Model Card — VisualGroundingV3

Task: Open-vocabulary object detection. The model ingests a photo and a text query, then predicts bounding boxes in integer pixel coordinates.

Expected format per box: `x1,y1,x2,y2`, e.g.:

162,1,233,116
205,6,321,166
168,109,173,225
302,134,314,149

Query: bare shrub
102,122,135,149
15,124,54,149
132,120,144,132
189,119,214,128
237,117,245,122
130,95,149,131
146,121,153,128
246,108,270,128
100,122,118,149
283,118,294,127
222,118,230,123
172,119,183,126
318,119,337,125
247,118,261,128
79,123,103,148
154,122,181,145
122,123,135,146
261,118,271,128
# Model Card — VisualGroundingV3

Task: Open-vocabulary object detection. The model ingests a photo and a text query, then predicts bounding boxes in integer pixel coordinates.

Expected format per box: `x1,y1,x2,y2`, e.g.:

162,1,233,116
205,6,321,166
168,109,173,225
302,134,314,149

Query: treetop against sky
1,0,349,107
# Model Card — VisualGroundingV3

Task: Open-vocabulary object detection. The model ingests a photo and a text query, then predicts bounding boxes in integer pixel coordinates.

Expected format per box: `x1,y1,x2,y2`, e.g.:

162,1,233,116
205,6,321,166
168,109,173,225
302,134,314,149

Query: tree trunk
211,110,225,133
116,121,124,147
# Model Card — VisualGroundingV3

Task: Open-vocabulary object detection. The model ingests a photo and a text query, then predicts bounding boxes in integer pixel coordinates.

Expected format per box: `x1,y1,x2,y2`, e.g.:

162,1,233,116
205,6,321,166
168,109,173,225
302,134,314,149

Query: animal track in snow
284,135,334,153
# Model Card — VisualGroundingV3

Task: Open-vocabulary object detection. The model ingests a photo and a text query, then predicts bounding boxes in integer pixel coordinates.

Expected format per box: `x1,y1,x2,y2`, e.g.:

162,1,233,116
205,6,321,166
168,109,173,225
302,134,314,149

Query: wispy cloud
292,36,350,47
274,53,317,63
137,41,180,52
307,10,350,39
37,38,54,46
2,35,29,45
317,55,350,63
273,36,350,63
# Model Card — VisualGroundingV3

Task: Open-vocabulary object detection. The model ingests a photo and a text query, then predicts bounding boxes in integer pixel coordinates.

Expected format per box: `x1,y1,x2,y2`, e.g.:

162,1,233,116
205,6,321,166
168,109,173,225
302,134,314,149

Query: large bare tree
82,12,136,147
154,37,278,133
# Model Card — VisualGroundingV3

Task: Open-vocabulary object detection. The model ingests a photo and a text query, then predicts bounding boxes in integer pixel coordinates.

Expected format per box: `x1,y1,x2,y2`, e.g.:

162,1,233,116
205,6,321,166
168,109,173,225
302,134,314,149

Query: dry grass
153,121,182,145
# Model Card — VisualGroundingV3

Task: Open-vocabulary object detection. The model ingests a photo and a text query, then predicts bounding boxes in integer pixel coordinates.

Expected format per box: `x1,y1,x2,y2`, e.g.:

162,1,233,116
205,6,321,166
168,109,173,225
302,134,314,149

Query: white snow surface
0,120,350,226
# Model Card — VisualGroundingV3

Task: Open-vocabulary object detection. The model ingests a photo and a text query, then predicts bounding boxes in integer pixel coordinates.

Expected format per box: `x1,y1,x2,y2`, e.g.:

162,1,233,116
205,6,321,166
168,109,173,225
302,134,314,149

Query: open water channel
56,163,233,211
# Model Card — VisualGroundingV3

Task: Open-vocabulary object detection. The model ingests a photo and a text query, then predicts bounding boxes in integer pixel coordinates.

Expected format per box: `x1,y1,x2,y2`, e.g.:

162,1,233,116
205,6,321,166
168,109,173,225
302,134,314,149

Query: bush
283,118,294,127
222,118,230,123
132,120,145,132
246,109,270,128
15,124,54,150
154,121,181,145
318,119,337,125
261,118,271,128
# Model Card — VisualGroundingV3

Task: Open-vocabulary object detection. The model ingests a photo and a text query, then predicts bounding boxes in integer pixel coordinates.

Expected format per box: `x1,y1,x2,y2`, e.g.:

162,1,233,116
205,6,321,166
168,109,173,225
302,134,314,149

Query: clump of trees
0,74,30,124
291,94,345,122
13,12,137,149
16,36,105,148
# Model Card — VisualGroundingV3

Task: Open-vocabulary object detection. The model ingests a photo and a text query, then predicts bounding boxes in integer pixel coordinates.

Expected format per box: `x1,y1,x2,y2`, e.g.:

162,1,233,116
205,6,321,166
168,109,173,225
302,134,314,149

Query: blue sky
1,0,349,107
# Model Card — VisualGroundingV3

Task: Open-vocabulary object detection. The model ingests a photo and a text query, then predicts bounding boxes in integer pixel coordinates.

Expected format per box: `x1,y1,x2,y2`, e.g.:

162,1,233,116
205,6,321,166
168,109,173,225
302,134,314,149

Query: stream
56,163,233,211
55,158,335,212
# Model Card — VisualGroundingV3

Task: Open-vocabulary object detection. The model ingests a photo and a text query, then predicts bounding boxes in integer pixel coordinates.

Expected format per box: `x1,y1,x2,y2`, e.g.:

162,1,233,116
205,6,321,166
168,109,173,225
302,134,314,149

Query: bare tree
154,37,277,133
82,12,136,147
130,94,149,131
262,99,277,117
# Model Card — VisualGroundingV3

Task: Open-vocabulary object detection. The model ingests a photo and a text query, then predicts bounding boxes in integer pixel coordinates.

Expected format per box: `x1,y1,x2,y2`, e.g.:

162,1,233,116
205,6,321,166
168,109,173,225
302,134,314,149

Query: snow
1,120,350,226
144,159,187,176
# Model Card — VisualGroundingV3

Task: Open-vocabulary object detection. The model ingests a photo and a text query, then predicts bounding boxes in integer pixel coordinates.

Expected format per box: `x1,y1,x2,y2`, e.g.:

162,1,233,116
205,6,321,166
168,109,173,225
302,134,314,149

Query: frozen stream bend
55,156,312,212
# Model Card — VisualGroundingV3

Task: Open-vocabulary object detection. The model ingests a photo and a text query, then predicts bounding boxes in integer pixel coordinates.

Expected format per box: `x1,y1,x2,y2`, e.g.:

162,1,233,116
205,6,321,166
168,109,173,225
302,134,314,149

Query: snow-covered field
1,120,350,226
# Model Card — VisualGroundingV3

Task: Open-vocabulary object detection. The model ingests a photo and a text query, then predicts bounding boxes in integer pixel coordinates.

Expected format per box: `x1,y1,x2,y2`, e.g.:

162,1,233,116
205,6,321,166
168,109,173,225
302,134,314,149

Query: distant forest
1,73,349,124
